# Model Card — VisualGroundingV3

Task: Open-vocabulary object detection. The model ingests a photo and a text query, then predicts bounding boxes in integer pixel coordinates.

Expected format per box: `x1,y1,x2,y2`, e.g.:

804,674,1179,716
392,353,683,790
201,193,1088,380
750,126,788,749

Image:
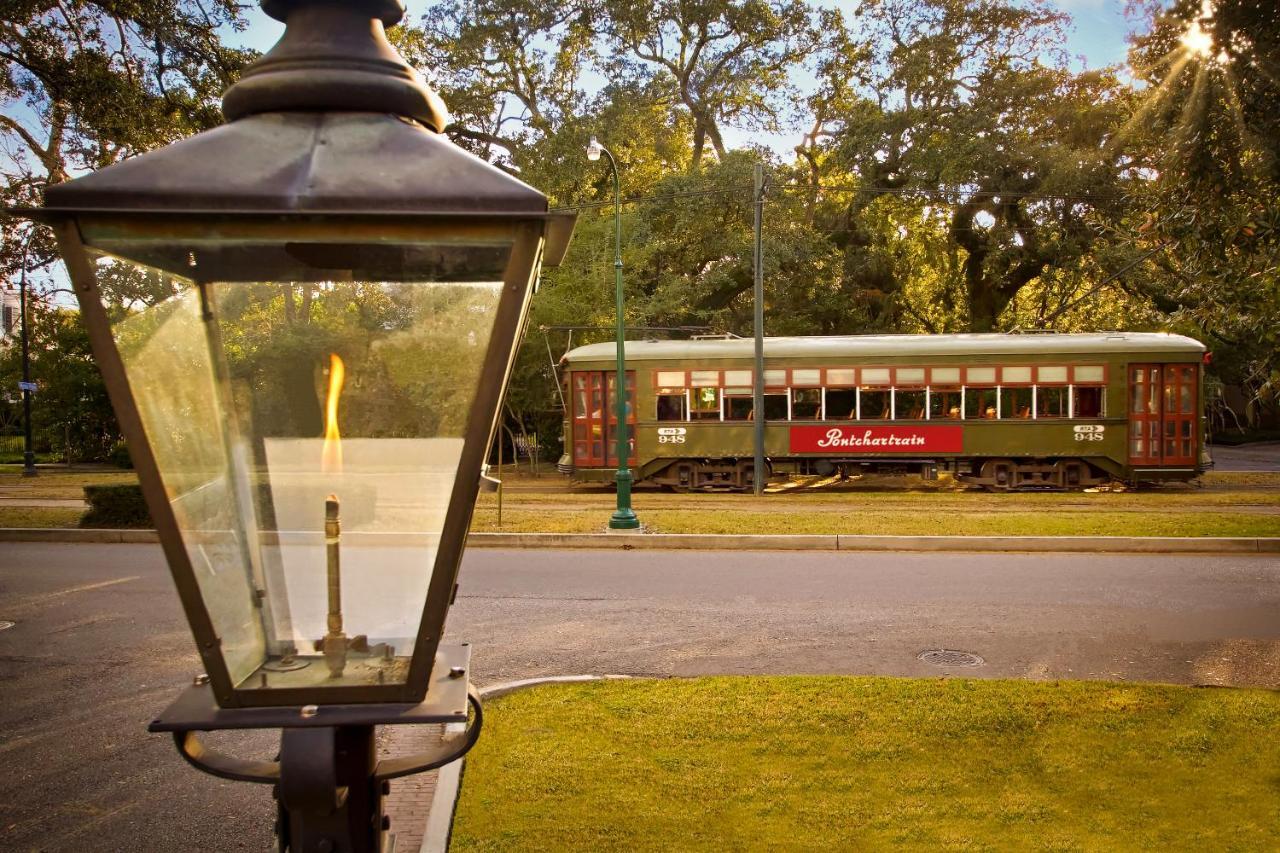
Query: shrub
108,441,134,469
81,484,152,528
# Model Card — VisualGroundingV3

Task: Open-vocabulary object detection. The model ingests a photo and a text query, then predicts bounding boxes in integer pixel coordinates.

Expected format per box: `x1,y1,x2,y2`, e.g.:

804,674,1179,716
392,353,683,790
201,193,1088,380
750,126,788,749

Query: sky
229,1,1139,157
233,1,1135,66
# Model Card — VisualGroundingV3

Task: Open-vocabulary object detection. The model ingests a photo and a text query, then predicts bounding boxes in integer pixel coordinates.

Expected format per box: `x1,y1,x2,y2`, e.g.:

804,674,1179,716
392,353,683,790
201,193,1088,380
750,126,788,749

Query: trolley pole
752,163,765,495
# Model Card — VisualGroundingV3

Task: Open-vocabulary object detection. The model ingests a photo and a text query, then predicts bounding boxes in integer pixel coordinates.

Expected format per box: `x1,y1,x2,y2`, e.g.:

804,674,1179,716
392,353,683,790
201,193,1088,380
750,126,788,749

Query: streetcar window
826,368,856,386
1001,366,1032,384
656,370,685,387
724,370,752,386
791,388,822,420
792,369,821,385
931,367,961,385
764,393,789,420
929,390,961,420
826,389,857,419
764,369,788,388
657,392,686,421
896,367,926,386
1037,365,1068,383
1073,386,1104,418
1002,387,1033,419
896,390,926,420
1037,386,1067,418
725,396,754,420
1073,365,1105,383
859,389,890,419
861,368,891,385
690,370,719,387
966,367,997,384
964,388,997,419
690,387,720,420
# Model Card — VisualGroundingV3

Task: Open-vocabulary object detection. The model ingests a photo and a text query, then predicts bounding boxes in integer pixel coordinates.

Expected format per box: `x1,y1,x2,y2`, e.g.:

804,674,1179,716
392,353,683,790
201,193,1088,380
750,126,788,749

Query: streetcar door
570,371,637,467
1160,364,1198,466
604,371,638,467
571,372,607,466
1128,364,1197,466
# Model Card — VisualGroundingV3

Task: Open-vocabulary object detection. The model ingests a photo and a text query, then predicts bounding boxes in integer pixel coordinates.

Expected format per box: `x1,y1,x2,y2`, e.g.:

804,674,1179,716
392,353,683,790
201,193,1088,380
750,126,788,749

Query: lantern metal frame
41,211,566,708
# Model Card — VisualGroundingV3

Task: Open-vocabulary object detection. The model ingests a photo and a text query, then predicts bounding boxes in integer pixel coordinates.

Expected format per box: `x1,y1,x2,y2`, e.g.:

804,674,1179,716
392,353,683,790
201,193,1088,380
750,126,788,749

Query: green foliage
1121,0,1280,425
80,483,151,528
1,1,254,280
0,303,120,461
601,0,827,166
826,0,1132,332
107,440,133,469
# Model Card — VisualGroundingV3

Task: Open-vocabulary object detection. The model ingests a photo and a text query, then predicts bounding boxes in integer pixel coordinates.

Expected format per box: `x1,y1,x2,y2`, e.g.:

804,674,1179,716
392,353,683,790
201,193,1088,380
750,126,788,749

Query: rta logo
1073,425,1106,442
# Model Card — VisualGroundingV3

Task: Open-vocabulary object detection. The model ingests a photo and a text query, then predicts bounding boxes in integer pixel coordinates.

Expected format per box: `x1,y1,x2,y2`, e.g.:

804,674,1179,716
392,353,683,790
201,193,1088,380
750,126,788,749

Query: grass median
2,466,1277,538
452,677,1280,851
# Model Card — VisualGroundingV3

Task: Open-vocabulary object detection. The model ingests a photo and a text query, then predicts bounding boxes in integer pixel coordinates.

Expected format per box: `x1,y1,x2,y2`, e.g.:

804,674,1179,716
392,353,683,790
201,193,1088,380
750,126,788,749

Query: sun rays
1110,0,1245,161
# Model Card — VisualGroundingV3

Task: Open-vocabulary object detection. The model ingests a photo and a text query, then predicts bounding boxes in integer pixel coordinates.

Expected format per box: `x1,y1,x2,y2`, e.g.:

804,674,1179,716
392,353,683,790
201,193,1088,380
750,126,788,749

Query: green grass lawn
0,466,137,499
0,506,83,528
452,677,1280,851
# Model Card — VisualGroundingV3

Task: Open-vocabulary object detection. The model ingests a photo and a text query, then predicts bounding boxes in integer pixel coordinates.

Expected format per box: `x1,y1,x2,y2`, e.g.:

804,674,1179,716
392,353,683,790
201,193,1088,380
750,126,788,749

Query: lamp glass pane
96,237,513,694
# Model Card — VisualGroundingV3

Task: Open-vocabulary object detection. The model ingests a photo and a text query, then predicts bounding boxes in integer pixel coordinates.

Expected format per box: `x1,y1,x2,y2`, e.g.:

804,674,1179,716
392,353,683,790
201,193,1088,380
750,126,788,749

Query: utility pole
752,163,765,495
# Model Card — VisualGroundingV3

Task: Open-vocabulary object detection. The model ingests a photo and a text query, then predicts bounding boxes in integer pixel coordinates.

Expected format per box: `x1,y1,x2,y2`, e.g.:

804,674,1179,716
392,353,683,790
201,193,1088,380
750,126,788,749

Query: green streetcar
557,333,1209,491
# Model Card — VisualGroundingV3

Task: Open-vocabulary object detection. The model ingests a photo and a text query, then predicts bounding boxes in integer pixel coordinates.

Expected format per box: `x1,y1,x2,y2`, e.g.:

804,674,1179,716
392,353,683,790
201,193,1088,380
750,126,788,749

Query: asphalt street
3,543,1280,851
1210,441,1280,472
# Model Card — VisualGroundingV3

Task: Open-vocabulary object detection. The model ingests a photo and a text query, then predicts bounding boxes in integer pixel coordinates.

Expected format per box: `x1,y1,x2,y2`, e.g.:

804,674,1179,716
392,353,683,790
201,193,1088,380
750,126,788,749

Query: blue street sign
18,381,36,392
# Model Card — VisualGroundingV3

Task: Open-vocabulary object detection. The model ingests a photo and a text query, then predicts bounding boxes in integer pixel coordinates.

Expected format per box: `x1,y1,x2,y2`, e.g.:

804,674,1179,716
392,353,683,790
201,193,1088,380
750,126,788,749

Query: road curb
470,532,1277,553
0,527,161,543
1,528,1277,554
420,675,629,853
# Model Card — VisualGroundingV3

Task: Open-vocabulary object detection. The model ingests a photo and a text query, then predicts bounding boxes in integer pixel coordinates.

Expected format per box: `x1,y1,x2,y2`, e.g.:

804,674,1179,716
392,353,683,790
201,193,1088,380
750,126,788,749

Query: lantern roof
39,0,550,220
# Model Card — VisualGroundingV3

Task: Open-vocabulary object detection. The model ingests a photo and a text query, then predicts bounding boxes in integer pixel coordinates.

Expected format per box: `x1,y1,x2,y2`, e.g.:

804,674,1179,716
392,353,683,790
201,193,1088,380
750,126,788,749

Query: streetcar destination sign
790,425,964,453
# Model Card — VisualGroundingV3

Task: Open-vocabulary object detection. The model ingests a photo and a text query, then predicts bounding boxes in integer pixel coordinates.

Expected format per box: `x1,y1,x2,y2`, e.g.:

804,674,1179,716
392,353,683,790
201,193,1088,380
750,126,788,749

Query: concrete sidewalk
1,526,1277,553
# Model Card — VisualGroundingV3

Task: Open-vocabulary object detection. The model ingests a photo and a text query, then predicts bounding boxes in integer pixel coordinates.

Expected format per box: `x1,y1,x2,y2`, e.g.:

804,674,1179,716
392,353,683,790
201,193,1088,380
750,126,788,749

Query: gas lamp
13,1,574,848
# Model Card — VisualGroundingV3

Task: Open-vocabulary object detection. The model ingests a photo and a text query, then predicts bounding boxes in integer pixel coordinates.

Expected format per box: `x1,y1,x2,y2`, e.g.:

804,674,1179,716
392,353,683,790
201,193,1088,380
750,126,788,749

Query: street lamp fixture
586,136,640,530
12,1,575,849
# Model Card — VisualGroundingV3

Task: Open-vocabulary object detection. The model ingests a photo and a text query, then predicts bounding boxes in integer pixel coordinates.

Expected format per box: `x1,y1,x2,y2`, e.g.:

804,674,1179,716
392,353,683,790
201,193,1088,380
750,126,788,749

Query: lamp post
12,2,575,849
17,232,37,477
586,136,640,530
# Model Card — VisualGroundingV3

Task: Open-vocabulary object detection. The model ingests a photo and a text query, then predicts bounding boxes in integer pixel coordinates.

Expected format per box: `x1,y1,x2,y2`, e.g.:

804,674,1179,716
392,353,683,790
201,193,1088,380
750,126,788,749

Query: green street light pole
17,229,37,478
587,136,639,530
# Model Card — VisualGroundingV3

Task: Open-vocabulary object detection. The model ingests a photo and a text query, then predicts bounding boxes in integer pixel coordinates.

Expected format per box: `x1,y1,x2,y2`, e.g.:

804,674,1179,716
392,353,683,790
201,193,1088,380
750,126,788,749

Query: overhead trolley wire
552,179,1129,214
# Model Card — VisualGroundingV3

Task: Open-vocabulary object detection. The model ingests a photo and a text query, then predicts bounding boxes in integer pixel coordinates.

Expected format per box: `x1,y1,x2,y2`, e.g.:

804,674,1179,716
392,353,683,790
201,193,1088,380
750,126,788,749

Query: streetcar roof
562,332,1206,363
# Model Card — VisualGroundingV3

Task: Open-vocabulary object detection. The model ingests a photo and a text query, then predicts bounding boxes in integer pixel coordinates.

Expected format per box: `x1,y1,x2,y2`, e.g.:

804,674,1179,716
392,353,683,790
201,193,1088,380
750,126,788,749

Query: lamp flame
321,353,345,474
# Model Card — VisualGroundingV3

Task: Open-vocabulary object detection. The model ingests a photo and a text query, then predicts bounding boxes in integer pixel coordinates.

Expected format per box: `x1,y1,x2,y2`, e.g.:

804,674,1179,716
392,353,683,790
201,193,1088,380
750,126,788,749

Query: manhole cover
0,621,14,632
918,648,984,668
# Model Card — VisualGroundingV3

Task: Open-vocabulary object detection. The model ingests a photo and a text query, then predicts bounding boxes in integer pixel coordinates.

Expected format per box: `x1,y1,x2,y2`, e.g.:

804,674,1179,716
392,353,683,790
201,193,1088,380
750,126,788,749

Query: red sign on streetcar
790,425,964,454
